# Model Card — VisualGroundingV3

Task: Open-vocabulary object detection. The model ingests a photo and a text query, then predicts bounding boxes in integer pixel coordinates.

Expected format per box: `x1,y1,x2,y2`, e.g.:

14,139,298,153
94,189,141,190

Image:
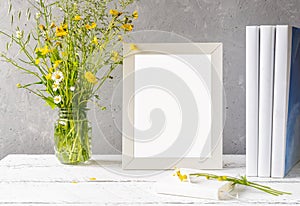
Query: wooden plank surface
0,155,299,205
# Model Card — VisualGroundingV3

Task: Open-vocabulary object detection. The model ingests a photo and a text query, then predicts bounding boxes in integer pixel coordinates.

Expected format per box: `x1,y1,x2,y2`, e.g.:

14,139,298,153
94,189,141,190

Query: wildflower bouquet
0,0,138,164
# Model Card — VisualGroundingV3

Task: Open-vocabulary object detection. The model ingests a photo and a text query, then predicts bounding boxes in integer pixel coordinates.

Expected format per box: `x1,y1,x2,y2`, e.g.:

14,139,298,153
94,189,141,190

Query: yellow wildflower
111,51,119,62
35,45,51,56
39,24,46,31
91,36,98,45
56,25,68,37
71,181,78,184
130,44,138,51
74,15,82,21
89,177,97,181
109,9,121,16
41,45,50,55
35,59,40,65
91,22,97,29
16,83,21,88
53,60,62,69
132,10,138,19
85,22,96,30
118,35,123,41
45,73,51,80
85,24,91,30
50,22,56,28
62,24,68,30
174,168,188,182
121,24,133,31
48,67,54,73
85,71,97,84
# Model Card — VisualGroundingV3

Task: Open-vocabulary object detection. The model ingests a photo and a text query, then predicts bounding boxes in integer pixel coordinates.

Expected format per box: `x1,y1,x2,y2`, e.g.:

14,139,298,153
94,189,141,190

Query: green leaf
44,96,56,109
22,81,43,88
18,11,21,20
94,94,100,100
8,1,12,14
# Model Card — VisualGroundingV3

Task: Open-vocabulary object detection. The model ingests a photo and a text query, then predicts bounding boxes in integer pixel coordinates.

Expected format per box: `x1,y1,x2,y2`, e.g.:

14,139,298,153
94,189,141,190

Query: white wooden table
0,155,299,205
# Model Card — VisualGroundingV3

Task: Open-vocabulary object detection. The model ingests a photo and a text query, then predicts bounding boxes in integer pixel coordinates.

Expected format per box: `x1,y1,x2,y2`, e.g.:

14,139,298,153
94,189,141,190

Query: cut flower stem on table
174,168,291,196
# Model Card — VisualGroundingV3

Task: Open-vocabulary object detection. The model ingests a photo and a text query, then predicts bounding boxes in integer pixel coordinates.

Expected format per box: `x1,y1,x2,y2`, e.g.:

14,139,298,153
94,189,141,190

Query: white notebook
246,26,260,177
271,25,290,177
272,25,300,177
258,25,275,177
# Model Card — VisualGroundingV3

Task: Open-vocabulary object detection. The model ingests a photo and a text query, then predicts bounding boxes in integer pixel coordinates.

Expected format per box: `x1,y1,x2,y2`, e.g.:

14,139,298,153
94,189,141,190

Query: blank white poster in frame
122,43,223,169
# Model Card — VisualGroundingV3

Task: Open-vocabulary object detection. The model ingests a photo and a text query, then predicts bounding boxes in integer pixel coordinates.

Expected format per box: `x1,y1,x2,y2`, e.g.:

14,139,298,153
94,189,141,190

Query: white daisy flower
53,95,62,104
16,31,23,39
52,71,64,83
52,82,60,91
70,86,75,92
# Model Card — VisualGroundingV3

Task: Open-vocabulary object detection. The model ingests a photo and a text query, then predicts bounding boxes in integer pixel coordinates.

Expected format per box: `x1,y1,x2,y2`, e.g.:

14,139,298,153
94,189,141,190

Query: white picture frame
122,43,223,169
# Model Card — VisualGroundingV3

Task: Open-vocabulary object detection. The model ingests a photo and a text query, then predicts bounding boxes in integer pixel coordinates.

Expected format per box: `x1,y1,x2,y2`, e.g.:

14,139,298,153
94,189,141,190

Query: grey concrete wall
1,0,300,159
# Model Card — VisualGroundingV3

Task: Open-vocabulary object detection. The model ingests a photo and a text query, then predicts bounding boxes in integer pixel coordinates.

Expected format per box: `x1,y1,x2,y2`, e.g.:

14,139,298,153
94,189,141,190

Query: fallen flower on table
173,168,291,196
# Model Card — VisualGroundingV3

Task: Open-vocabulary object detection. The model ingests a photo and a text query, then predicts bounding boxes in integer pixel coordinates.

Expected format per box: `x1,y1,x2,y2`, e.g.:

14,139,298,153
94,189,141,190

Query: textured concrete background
1,0,300,159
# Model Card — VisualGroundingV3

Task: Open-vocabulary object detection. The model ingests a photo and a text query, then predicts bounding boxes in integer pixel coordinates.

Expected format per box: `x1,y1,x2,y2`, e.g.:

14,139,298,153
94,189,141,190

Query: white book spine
258,25,275,177
246,26,260,177
271,25,291,178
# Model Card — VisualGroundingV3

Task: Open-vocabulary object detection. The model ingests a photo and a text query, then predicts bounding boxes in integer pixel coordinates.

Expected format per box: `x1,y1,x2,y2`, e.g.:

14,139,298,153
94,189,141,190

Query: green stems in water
54,108,91,164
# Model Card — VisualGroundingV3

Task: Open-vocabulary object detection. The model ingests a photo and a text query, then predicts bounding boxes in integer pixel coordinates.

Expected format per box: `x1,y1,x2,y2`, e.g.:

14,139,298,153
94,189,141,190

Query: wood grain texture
0,155,299,205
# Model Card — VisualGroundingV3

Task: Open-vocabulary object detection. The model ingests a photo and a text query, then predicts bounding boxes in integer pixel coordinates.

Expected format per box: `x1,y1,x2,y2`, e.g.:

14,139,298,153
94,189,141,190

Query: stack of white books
246,25,300,178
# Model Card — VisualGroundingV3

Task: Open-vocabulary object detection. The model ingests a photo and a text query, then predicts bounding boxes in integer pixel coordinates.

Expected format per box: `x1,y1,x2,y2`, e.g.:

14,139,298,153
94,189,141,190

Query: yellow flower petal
90,22,97,29
53,60,62,69
35,59,40,65
133,10,138,19
74,15,82,21
85,24,91,30
111,51,119,62
48,67,53,73
89,177,97,181
56,25,68,37
39,24,46,31
50,22,56,28
91,36,98,45
118,35,123,41
85,23,96,30
45,73,51,80
85,71,97,84
109,9,121,16
130,44,138,51
121,24,133,31
174,168,188,182
16,83,21,88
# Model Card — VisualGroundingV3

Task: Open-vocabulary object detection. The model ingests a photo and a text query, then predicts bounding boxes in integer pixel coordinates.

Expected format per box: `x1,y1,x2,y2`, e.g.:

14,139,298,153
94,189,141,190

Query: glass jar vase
54,108,91,164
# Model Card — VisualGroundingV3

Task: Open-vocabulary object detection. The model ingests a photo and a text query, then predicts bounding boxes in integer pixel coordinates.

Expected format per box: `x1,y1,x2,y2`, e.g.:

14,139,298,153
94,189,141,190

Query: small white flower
52,70,64,83
70,86,75,92
16,31,23,39
53,95,62,104
52,82,60,91
59,120,67,126
35,12,41,19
